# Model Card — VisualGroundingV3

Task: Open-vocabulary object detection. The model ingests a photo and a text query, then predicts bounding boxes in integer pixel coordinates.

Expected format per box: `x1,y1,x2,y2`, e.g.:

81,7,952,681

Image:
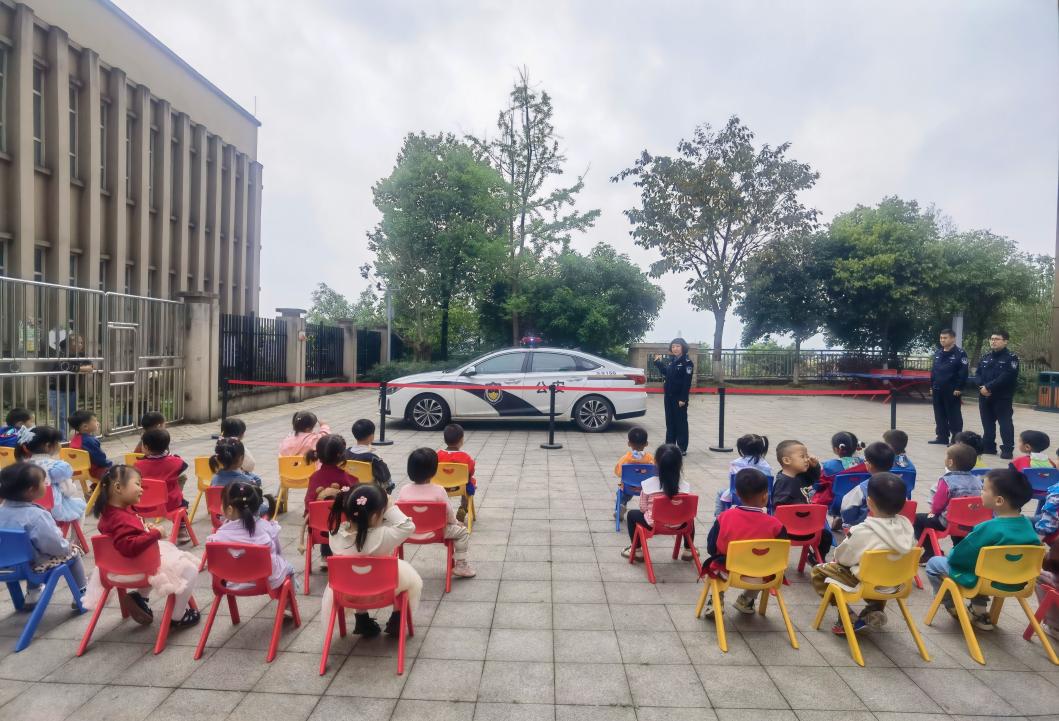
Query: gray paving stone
616,629,690,664
431,600,496,628
474,702,556,721
227,691,319,721
492,601,552,629
498,580,553,603
714,711,798,721
553,580,605,604
254,650,339,695
308,696,396,720
835,667,944,713
969,668,1059,716
183,646,271,691
148,688,246,721
766,666,865,710
696,664,788,709
419,626,490,660
4,682,103,721
72,686,174,721
554,662,631,706
327,654,412,698
0,638,75,680
478,661,554,704
554,629,622,663
391,699,476,721
402,658,482,701
627,664,708,708
635,708,718,721
486,628,553,662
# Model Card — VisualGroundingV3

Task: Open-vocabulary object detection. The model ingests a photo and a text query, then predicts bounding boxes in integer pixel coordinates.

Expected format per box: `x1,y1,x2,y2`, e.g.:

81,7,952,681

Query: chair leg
712,580,728,653
445,542,454,594
61,565,85,613
71,522,90,555
671,534,681,561
182,513,199,547
267,586,288,662
988,596,1005,627
15,571,61,652
897,598,930,662
227,595,241,625
277,486,288,516
797,545,810,574
77,587,111,656
694,579,710,618
832,589,859,665
627,530,639,566
319,606,338,675
936,581,984,665
758,586,770,615
194,594,224,660
638,530,656,584
86,482,102,511
397,594,408,675
812,585,835,630
117,589,131,619
337,607,347,638
686,535,703,577
913,573,923,590
1017,596,1059,665
1024,589,1056,641
468,495,475,533
615,491,622,532
188,489,204,523
154,594,177,655
6,581,25,611
304,539,313,596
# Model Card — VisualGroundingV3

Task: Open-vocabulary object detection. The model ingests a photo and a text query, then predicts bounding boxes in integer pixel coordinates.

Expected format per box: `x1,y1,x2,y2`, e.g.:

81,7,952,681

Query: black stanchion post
221,378,230,423
375,381,394,446
708,387,733,453
540,382,563,450
889,388,897,430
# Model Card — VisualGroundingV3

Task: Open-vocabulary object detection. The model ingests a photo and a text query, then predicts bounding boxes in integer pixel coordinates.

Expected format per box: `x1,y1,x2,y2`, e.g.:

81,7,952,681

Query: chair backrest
59,447,91,474
973,544,1045,595
205,542,272,594
433,462,469,489
857,548,922,593
124,452,144,466
773,504,826,537
133,478,169,516
195,456,214,489
867,499,918,526
890,467,916,499
831,472,872,511
946,496,993,536
0,446,16,468
206,486,226,518
307,500,332,534
278,456,314,484
0,529,35,577
1022,467,1059,497
396,501,448,543
38,485,56,511
970,468,990,478
728,473,775,506
620,463,654,492
91,534,160,588
327,555,398,609
345,459,374,484
726,539,791,586
650,493,699,528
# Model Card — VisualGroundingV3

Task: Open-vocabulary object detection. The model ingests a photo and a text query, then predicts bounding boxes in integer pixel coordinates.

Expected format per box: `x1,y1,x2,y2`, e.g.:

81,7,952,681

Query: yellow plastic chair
59,447,93,496
344,459,374,485
123,452,144,467
431,462,475,532
188,457,216,523
0,446,17,468
924,544,1058,666
276,455,315,515
694,539,798,653
812,548,929,666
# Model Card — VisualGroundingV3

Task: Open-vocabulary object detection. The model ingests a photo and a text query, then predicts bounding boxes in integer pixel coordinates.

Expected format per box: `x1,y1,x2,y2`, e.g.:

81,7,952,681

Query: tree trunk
792,337,801,386
712,309,725,384
440,293,451,361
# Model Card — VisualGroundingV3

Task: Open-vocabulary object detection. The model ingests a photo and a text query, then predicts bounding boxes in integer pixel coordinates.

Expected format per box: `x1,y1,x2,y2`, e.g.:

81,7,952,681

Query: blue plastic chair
970,468,991,478
616,463,654,531
1022,467,1059,515
0,529,85,651
830,472,872,516
729,472,775,509
890,467,917,500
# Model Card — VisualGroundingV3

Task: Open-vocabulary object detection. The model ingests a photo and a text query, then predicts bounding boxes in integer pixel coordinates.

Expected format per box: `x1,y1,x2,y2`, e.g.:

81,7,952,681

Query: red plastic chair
628,493,702,583
304,501,332,596
205,487,226,532
918,496,992,558
1025,583,1059,642
867,500,923,589
77,534,198,656
194,542,301,662
319,555,414,676
134,478,199,547
774,504,827,574
396,501,454,593
39,485,90,554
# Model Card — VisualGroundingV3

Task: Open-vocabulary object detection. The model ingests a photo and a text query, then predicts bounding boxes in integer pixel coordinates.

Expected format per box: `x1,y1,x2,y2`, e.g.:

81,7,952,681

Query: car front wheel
572,395,614,432
406,393,450,431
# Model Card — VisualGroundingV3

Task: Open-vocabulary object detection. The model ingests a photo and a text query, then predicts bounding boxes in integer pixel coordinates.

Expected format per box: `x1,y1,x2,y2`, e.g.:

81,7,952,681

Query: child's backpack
0,427,20,448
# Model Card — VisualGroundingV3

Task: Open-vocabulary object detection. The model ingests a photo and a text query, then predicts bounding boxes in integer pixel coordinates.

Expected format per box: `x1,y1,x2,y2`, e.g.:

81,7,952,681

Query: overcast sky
116,0,1058,348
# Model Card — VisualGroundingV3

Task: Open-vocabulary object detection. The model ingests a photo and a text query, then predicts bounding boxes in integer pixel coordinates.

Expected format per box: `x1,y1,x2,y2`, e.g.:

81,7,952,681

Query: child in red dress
436,424,476,523
134,428,190,543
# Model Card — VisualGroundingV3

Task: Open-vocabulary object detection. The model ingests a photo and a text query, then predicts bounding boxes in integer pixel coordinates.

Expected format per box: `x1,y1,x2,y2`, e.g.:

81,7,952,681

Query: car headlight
386,385,399,395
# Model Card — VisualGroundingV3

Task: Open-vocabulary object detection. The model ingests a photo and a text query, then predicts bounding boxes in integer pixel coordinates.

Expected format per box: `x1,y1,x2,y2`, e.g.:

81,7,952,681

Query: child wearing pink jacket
278,411,331,458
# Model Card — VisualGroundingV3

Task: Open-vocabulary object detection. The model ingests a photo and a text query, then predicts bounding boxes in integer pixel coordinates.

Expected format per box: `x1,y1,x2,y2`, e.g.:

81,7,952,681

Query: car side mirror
462,366,476,377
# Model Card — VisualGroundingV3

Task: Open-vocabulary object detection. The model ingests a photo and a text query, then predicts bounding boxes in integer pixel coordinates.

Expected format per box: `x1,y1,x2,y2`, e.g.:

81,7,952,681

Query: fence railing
219,314,288,390
305,322,344,380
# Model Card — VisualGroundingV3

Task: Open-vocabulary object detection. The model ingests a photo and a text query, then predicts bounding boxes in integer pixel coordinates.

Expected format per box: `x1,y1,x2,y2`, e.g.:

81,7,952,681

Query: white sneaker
176,527,192,545
452,561,477,578
733,594,756,615
23,585,42,607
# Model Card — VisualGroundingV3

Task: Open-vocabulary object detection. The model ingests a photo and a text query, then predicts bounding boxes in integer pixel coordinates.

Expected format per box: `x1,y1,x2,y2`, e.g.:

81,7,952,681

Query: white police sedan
385,348,648,432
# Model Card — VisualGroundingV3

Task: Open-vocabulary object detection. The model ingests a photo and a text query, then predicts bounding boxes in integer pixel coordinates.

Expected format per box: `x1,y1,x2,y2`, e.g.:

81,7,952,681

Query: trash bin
1037,371,1059,412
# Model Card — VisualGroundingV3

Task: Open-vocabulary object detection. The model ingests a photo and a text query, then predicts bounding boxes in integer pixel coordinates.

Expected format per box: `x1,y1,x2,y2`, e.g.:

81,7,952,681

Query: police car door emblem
484,385,503,404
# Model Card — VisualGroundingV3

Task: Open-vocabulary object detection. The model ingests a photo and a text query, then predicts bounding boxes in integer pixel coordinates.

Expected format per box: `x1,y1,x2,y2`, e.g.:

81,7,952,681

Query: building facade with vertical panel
0,0,262,313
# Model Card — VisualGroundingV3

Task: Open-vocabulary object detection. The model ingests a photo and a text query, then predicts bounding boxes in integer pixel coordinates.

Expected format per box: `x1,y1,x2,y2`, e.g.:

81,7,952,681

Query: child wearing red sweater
84,465,200,628
437,424,476,524
134,429,190,541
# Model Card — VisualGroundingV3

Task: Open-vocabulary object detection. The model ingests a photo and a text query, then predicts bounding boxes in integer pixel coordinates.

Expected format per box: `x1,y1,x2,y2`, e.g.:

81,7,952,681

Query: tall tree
364,133,507,360
307,283,355,325
736,232,827,384
612,116,818,380
469,68,600,343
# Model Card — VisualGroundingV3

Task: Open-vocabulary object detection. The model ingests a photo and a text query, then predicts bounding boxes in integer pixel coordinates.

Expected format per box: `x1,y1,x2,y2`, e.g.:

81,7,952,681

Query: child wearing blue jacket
839,442,897,527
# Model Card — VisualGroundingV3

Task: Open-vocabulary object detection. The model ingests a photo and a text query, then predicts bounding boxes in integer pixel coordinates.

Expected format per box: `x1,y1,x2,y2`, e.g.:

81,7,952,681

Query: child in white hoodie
811,472,916,635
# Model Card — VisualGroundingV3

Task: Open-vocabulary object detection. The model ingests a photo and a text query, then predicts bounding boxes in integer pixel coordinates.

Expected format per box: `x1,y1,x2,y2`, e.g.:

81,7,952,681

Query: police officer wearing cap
973,329,1020,459
928,328,969,445
653,337,693,455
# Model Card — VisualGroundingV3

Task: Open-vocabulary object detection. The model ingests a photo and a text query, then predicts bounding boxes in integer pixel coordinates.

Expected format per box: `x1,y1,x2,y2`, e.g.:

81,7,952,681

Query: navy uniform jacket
930,346,969,391
654,354,694,402
973,348,1020,399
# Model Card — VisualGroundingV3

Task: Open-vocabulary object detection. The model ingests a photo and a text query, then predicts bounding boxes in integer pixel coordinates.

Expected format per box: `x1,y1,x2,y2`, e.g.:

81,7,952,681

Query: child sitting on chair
279,411,331,459
714,433,771,515
701,468,786,618
209,438,268,516
207,481,293,591
913,443,981,562
773,440,830,563
884,429,916,474
953,431,987,469
813,432,863,512
436,424,477,523
68,411,112,481
838,441,897,527
1011,430,1056,472
813,472,915,635
135,429,191,544
396,447,476,578
20,425,87,524
220,417,256,473
925,468,1041,630
0,408,35,447
621,444,695,561
344,419,394,493
133,411,165,455
615,426,654,520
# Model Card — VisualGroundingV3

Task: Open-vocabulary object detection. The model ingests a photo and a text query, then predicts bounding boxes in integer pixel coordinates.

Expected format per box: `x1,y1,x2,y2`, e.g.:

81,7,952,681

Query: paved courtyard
2,390,1058,721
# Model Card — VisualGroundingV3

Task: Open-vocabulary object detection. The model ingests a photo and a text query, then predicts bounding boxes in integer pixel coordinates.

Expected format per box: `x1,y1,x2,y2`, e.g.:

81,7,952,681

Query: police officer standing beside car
974,330,1020,460
654,337,694,455
928,328,969,445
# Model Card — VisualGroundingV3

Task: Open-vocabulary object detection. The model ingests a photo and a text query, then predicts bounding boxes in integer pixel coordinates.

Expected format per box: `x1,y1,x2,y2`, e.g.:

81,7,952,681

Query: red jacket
707,506,786,560
97,505,161,558
135,453,189,512
306,464,357,515
437,448,476,489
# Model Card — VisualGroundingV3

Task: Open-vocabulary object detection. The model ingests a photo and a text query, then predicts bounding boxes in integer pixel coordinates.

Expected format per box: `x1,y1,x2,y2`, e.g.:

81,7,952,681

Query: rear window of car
530,352,581,372
575,357,601,371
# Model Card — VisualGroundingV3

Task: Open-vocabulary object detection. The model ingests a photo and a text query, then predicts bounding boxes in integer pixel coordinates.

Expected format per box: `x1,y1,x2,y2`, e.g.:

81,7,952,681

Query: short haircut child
443,424,465,447
220,417,247,438
946,443,978,473
292,411,318,434
882,429,908,455
776,439,805,465
952,431,984,456
0,462,47,501
68,410,96,433
734,467,769,503
863,441,896,472
351,418,375,442
736,434,769,463
5,408,32,427
986,468,1033,509
867,472,907,516
627,426,648,449
140,411,166,431
141,428,172,454
1020,430,1051,453
408,447,439,483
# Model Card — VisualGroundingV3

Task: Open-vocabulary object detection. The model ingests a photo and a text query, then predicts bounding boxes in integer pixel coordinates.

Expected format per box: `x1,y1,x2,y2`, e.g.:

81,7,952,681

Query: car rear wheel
572,395,614,432
406,393,450,431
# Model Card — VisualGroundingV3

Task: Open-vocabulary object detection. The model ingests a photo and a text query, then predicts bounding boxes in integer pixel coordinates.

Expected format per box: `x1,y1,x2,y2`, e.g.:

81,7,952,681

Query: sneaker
71,587,87,611
860,609,888,630
680,548,696,562
171,607,201,628
832,618,867,635
927,438,949,445
384,611,402,636
176,527,192,545
452,560,477,578
620,546,642,560
969,606,994,631
23,585,42,608
456,507,468,524
353,613,381,637
126,591,154,626
806,547,820,567
733,594,756,615
701,600,716,619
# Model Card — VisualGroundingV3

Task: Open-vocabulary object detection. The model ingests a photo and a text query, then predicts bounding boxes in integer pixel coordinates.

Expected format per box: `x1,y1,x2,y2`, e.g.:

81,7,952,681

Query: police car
385,348,648,432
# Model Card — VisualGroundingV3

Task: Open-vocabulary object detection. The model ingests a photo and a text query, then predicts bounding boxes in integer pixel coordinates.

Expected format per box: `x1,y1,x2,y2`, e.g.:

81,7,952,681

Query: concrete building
0,0,262,313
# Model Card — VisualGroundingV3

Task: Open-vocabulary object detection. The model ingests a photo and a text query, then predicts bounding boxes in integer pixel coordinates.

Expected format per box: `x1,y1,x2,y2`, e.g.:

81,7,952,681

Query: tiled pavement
2,389,1058,721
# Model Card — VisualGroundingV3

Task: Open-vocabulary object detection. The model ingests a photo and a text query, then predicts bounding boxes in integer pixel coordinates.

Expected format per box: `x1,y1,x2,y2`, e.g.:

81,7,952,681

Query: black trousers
663,395,689,451
913,513,964,561
931,388,963,441
626,509,693,547
979,395,1014,453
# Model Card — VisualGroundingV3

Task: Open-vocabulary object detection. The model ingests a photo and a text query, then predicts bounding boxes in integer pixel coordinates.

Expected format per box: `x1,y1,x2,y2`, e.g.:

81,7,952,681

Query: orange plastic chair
397,501,455,593
344,459,374,484
629,493,702,583
0,447,15,468
774,504,827,573
277,456,314,515
39,485,90,554
1024,583,1058,643
194,542,301,662
431,462,475,532
134,478,199,546
320,555,414,675
811,548,929,666
77,535,198,656
694,538,798,653
925,544,1058,665
304,501,332,596
918,496,992,557
58,447,92,496
187,457,215,523
868,500,923,589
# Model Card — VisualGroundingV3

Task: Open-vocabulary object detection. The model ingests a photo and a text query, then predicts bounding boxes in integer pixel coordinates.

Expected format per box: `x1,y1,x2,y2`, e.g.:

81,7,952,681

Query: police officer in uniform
928,328,969,445
974,329,1020,459
654,337,693,455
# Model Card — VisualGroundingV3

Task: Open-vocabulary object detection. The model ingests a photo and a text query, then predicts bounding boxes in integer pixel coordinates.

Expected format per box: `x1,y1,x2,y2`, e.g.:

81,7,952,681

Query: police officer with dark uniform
653,337,693,455
928,328,969,445
973,329,1020,459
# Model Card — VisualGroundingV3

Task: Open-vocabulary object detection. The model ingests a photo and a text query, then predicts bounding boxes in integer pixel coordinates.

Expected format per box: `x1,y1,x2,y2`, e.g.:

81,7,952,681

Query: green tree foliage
612,116,818,381
998,254,1054,366
736,232,828,383
470,68,601,343
307,284,384,327
364,132,507,360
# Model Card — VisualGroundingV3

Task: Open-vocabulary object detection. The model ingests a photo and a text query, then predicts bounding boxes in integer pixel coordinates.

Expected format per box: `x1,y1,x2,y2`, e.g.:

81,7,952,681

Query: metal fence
219,314,288,389
305,322,343,380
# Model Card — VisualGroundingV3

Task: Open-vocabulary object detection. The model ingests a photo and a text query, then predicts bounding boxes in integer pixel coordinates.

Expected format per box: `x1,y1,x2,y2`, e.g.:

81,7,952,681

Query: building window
148,270,156,298
125,115,134,198
68,84,79,179
32,66,45,167
0,244,6,277
149,128,157,208
33,247,45,283
69,254,78,287
124,265,132,295
68,255,79,324
0,46,8,153
98,259,108,290
100,101,108,188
